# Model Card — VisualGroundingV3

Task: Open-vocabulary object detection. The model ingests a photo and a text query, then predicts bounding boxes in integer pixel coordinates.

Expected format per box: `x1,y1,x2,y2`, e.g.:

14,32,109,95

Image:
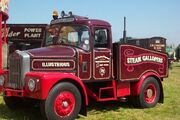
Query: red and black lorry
0,11,168,120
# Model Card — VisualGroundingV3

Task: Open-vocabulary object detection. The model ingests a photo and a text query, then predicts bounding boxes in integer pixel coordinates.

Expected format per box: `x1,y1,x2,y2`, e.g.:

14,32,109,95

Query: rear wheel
132,77,160,108
41,82,81,120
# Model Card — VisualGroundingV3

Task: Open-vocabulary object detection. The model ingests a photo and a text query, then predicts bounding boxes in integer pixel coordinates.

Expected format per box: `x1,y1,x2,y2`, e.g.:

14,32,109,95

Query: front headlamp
28,78,36,92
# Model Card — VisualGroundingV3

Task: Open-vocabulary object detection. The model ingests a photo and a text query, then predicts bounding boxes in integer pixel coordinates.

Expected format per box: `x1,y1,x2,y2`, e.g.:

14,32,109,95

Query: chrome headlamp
28,78,36,92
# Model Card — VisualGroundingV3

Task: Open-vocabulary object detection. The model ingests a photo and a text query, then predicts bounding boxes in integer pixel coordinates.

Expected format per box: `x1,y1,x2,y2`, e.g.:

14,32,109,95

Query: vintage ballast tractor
0,11,168,120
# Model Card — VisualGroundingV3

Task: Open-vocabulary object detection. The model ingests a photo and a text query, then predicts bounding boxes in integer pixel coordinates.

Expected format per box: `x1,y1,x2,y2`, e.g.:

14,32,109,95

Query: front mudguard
24,72,88,105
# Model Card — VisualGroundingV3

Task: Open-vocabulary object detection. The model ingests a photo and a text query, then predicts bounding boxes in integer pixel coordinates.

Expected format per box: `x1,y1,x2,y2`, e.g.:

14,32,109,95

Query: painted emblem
95,56,110,68
93,52,111,79
99,67,106,76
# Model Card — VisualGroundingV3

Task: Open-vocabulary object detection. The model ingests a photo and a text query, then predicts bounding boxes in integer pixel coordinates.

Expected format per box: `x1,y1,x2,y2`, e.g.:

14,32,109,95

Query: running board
86,80,117,102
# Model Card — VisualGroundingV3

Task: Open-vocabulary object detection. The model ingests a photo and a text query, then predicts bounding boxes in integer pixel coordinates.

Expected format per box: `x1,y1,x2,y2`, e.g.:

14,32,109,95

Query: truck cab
42,13,113,81
0,11,168,120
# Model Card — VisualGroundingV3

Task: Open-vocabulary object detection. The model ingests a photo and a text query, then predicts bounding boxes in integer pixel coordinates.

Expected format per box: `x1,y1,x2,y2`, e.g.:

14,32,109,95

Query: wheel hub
144,84,156,103
62,101,69,108
147,89,153,98
54,91,75,117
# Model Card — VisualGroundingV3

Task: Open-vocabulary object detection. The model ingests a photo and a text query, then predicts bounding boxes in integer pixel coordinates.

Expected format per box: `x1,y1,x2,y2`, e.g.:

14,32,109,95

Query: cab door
93,28,112,80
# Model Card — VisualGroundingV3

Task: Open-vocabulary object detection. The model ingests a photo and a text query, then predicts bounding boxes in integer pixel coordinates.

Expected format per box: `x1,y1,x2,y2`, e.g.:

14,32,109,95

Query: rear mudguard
131,72,164,103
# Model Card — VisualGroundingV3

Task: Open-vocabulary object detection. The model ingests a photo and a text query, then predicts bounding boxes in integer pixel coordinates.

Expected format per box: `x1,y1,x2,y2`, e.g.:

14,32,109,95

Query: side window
94,28,108,48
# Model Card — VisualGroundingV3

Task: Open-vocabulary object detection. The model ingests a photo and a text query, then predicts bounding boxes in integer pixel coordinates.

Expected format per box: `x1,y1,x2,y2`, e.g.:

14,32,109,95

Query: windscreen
45,25,90,51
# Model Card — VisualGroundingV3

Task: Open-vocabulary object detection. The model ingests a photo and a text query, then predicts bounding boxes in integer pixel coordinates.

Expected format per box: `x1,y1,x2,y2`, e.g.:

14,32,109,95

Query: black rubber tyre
133,77,160,108
3,96,24,110
42,82,81,120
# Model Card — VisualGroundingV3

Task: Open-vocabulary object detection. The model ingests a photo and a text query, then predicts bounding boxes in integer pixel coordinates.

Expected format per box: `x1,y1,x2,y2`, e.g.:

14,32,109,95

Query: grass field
0,63,180,120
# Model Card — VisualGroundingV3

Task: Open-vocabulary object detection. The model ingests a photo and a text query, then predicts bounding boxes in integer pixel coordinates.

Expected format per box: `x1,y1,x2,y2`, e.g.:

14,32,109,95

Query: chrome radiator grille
8,50,30,89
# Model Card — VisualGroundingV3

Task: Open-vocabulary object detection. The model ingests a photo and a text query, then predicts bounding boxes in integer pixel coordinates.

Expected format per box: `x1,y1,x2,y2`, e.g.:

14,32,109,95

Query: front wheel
42,82,81,120
133,77,160,108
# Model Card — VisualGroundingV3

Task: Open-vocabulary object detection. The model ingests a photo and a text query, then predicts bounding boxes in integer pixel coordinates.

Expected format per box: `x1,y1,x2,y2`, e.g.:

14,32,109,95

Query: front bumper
4,89,24,97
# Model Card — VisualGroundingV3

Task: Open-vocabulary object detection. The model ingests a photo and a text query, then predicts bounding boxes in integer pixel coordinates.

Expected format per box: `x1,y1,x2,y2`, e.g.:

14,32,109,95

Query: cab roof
50,15,111,27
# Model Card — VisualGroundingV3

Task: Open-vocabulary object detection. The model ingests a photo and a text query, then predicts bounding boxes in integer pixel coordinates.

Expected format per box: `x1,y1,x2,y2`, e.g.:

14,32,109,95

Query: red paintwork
4,89,24,97
119,45,168,81
86,80,117,102
93,49,111,80
131,71,161,96
64,16,111,28
77,50,91,80
32,59,75,71
1,13,169,119
117,81,130,97
0,6,9,72
26,45,76,58
24,72,88,105
144,83,156,103
77,48,112,81
54,91,75,117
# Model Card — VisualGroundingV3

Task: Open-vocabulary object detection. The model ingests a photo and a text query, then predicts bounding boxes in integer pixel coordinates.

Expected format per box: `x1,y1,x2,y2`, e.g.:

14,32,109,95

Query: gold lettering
41,62,70,68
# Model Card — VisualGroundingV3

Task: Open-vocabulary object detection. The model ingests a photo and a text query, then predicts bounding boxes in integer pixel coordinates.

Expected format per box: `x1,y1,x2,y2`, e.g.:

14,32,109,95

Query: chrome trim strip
16,50,30,86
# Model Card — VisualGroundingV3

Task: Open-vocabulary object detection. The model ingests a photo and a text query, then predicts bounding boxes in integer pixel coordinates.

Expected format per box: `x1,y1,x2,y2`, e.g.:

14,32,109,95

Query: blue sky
8,0,180,45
